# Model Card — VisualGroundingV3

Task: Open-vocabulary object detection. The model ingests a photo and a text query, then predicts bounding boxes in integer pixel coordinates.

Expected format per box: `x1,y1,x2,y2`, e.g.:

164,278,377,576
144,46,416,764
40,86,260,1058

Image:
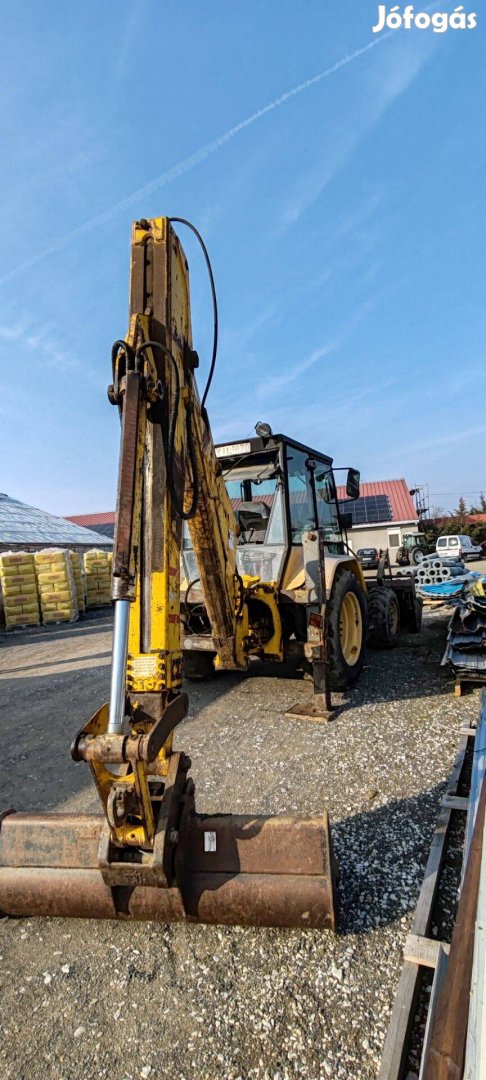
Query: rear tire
326,570,367,691
410,546,424,565
367,587,400,648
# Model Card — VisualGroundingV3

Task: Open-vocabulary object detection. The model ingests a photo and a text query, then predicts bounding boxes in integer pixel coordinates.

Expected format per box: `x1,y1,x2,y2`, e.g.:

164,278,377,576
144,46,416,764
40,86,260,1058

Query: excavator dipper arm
0,217,335,929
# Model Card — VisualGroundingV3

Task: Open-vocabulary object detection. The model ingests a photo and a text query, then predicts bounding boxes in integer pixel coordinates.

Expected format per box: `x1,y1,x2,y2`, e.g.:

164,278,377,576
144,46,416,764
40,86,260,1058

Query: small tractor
395,532,433,566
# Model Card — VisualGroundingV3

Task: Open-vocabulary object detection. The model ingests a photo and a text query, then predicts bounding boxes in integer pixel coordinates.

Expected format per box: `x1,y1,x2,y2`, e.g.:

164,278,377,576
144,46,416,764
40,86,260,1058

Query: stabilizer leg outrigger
0,217,336,930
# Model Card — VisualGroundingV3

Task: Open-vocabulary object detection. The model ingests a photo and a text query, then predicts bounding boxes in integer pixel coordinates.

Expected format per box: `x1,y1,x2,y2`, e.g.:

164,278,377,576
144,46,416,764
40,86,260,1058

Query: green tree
469,494,486,513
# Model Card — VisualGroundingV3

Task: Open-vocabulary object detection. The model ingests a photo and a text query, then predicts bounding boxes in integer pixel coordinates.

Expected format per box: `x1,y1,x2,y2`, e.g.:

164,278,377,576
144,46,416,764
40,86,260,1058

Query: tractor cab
402,533,423,549
182,433,358,592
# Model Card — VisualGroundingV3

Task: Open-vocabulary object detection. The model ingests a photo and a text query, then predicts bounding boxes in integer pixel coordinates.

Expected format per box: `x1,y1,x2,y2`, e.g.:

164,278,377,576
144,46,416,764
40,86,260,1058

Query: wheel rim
339,592,362,666
415,549,424,563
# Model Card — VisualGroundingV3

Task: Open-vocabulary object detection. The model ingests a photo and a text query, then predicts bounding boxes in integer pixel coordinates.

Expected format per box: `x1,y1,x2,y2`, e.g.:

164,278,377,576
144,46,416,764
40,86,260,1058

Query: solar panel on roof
338,495,391,525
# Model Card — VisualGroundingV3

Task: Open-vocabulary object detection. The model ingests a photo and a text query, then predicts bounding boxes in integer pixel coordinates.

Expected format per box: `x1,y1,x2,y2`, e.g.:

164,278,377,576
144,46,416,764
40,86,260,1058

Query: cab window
314,467,341,553
286,447,316,543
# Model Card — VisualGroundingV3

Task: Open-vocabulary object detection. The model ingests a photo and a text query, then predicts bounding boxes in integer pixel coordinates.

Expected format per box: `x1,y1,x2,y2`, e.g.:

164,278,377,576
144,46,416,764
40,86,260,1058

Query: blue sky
1,1,484,515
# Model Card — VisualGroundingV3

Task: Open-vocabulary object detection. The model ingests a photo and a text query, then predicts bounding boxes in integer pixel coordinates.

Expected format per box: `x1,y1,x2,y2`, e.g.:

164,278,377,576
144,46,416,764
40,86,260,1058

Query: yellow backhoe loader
0,216,420,931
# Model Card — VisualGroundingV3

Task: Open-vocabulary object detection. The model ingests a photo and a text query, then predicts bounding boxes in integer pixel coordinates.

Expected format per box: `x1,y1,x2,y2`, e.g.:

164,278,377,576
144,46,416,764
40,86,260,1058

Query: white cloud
256,343,336,398
277,37,434,233
0,316,100,385
0,31,398,288
254,289,388,402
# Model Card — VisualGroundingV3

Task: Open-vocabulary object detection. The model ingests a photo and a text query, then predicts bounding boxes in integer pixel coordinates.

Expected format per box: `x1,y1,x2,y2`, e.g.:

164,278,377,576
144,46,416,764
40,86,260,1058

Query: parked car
356,547,380,569
436,535,483,561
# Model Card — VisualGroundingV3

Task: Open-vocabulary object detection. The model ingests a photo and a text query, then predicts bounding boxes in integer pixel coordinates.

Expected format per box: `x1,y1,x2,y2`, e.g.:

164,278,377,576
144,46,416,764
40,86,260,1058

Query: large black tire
326,570,367,691
367,586,400,648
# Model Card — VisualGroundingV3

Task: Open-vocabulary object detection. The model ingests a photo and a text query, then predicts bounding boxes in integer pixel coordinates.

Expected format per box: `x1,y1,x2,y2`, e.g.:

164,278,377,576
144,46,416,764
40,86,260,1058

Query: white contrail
0,33,391,286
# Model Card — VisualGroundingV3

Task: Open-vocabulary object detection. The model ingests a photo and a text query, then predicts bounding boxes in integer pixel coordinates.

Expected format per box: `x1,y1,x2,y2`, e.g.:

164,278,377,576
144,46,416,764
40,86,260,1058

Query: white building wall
345,521,418,564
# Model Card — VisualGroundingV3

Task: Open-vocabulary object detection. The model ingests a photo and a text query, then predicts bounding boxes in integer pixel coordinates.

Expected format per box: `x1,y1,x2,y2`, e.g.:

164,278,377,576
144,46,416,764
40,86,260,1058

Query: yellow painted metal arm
111,216,243,731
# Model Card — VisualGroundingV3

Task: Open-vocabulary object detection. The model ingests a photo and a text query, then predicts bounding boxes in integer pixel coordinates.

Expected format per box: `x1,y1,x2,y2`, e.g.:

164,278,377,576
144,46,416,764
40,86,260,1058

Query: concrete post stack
0,551,41,629
84,549,112,608
34,549,79,624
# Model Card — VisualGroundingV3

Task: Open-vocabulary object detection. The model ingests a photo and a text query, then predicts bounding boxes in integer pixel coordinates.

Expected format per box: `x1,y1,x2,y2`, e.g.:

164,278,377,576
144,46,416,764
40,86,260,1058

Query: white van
436,534,483,560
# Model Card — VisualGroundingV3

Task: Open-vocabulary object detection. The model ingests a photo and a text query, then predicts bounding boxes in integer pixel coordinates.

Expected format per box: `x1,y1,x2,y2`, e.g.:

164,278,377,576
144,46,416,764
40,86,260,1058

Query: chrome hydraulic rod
107,599,130,734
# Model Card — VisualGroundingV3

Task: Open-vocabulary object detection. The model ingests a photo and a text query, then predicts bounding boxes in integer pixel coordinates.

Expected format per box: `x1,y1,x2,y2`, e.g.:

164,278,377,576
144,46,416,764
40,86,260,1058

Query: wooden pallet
377,724,476,1080
41,619,78,627
454,675,486,697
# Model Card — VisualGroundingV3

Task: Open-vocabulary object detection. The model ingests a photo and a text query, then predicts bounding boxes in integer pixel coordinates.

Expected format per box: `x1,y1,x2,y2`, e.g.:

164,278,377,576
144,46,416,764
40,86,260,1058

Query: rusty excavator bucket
0,706,335,928
0,216,336,930
0,745,335,928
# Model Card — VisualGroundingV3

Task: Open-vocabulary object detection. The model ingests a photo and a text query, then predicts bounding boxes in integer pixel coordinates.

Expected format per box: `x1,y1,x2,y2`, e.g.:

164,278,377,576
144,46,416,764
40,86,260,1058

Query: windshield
223,456,286,580
181,451,287,585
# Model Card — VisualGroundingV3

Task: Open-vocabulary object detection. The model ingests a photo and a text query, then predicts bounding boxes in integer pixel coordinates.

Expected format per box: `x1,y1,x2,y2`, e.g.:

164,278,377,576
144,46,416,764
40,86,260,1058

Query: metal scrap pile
442,578,486,679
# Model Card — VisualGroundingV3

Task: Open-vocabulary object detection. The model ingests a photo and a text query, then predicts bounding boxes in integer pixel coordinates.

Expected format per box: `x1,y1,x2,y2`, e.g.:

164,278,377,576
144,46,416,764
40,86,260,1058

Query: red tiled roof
336,479,417,523
66,512,116,527
66,479,417,531
434,513,486,525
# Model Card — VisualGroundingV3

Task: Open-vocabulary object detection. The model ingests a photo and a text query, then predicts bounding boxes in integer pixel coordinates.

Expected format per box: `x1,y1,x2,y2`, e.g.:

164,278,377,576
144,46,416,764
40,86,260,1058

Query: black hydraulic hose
183,577,202,619
185,567,245,622
111,339,135,382
110,340,135,416
135,340,199,520
168,217,218,409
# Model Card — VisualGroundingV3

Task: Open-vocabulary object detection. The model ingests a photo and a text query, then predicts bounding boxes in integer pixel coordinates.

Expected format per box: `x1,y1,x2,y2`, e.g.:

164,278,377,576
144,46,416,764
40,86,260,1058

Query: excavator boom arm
110,219,242,714
0,216,336,931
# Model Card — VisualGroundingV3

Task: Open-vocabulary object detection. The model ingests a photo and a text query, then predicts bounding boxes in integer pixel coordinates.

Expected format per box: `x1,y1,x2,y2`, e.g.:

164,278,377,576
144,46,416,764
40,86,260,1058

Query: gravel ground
0,607,481,1080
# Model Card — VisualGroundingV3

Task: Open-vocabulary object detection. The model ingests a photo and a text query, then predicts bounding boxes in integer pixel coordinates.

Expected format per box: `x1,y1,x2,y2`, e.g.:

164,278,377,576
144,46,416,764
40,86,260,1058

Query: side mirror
346,468,360,500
